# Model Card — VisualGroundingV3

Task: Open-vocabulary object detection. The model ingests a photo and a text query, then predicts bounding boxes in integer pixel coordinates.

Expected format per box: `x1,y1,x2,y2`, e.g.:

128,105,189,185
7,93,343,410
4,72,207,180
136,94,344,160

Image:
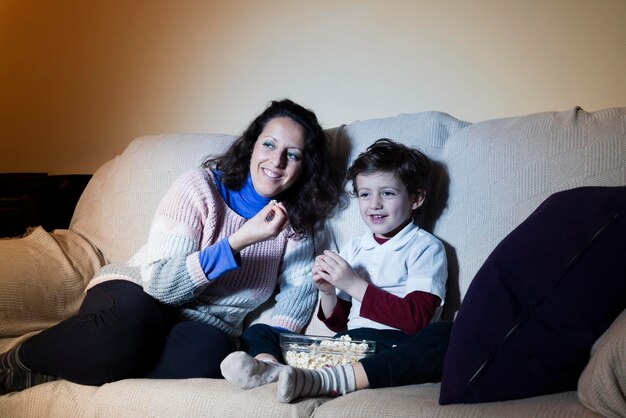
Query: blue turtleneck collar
212,170,271,219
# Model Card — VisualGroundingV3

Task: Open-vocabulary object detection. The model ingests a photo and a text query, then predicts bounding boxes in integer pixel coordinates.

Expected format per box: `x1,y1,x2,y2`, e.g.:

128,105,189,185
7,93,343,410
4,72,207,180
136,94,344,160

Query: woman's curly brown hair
202,99,341,238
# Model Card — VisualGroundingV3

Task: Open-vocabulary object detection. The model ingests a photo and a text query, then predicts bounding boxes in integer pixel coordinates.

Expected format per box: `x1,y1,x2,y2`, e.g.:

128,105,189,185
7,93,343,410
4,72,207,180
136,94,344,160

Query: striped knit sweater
87,168,317,337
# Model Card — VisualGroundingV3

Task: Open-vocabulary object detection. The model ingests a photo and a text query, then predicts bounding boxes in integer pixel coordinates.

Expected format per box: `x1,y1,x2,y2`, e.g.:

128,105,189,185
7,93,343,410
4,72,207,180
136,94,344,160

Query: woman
0,99,341,394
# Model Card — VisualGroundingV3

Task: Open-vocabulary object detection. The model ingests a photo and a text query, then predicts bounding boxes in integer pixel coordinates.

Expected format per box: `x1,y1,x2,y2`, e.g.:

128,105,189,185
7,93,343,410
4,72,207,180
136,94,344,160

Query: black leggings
357,322,452,389
20,280,236,385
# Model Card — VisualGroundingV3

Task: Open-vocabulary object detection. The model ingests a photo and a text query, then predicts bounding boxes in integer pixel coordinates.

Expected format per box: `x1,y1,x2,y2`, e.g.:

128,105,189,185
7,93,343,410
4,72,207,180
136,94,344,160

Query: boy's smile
355,171,424,239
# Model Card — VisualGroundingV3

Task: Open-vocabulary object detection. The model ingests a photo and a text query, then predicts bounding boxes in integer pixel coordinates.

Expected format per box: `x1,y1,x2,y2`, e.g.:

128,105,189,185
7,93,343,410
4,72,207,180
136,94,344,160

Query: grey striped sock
220,351,286,389
277,364,356,403
0,345,59,395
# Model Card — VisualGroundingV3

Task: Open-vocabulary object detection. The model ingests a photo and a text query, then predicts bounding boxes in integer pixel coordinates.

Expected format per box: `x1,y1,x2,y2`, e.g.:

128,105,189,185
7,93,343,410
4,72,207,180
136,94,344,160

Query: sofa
1,106,625,417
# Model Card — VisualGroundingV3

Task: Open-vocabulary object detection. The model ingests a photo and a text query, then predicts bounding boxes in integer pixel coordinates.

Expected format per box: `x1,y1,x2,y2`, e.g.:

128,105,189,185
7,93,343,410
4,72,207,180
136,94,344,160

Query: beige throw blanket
0,227,105,352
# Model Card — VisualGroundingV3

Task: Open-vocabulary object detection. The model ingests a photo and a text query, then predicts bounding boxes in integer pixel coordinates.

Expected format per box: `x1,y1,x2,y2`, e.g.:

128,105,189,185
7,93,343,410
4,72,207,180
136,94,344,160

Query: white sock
277,364,356,403
220,351,286,389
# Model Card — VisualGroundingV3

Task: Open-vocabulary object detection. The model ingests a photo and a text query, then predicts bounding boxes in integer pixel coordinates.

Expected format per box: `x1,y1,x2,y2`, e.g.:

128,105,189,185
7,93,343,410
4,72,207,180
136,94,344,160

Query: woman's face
250,116,306,198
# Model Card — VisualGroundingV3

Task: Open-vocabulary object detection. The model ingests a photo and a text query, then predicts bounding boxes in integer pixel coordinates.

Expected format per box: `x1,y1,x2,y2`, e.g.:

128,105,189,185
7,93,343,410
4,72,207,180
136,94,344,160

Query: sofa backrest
436,106,626,317
71,111,470,265
316,112,470,255
70,107,625,329
71,133,235,264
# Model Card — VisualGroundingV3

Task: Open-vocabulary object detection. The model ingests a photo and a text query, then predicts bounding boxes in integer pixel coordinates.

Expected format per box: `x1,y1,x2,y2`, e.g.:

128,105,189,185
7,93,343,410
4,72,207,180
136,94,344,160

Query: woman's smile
250,116,305,197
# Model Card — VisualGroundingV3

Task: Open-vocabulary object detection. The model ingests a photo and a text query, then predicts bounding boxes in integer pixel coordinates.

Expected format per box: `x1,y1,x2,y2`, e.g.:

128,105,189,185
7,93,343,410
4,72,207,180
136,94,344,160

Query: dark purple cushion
439,186,626,404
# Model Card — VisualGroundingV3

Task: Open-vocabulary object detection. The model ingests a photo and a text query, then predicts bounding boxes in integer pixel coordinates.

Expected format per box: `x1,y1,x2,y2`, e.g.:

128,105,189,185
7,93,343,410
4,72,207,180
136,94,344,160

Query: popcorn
282,335,374,369
265,200,279,222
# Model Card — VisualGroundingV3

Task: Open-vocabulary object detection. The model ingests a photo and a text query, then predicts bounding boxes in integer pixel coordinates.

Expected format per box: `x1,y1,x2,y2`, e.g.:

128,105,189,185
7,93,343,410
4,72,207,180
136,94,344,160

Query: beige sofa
1,106,625,417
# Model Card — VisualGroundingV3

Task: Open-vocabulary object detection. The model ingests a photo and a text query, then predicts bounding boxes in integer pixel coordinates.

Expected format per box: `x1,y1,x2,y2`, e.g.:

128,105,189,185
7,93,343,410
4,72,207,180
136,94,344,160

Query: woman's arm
199,202,289,278
227,201,289,253
140,169,230,305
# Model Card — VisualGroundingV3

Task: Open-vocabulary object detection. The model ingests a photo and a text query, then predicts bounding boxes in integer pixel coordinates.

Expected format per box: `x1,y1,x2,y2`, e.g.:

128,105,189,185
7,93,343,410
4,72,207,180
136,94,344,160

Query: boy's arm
317,297,351,333
316,287,338,320
312,249,354,332
360,237,447,334
360,286,440,334
314,250,368,301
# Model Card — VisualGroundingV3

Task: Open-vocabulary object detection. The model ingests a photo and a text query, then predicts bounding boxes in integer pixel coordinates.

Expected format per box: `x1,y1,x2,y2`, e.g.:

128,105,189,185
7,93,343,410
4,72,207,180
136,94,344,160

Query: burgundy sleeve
317,297,352,333
359,285,440,335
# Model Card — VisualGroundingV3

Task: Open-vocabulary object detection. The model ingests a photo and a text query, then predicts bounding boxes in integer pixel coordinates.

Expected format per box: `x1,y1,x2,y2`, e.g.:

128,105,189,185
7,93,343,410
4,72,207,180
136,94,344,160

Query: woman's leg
2,280,167,392
221,323,290,389
146,320,236,379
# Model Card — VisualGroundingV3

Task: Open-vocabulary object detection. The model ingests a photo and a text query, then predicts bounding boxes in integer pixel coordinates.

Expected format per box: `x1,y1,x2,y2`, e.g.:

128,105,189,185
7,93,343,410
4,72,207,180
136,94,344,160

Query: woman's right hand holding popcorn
228,200,288,253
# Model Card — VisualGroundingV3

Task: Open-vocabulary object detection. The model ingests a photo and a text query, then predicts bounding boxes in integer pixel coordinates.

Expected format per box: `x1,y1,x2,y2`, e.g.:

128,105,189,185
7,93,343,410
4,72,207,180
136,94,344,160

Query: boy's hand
312,268,335,294
228,201,288,253
312,263,339,319
314,250,368,301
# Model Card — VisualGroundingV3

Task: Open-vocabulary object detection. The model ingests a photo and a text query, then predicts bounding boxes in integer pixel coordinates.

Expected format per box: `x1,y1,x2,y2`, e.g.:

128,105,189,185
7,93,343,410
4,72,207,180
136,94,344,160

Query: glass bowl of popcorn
280,334,376,369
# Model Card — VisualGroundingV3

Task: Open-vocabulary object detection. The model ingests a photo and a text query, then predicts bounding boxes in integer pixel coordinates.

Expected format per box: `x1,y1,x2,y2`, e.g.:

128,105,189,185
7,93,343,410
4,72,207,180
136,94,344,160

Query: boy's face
355,171,424,239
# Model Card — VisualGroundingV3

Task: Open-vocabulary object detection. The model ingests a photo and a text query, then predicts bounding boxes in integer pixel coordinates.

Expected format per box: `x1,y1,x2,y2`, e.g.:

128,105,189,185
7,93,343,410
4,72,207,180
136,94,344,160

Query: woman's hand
228,201,289,253
313,250,368,302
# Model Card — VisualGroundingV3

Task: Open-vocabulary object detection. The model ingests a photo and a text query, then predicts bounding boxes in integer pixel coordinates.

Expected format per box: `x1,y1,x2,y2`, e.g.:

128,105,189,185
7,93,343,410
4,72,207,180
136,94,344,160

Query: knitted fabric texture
88,168,317,337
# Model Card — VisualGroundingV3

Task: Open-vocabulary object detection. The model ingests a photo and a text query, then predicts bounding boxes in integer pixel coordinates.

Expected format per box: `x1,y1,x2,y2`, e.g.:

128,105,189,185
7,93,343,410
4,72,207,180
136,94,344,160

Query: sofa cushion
248,112,470,335
438,107,626,304
0,379,97,417
0,227,105,352
313,384,597,418
439,186,626,404
324,112,471,256
70,133,235,264
578,309,626,418
68,126,362,267
0,377,328,418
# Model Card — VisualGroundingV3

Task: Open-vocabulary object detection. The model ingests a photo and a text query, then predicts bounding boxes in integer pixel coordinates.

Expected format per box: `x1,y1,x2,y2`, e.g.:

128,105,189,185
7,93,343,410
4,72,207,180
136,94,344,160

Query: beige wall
1,0,625,174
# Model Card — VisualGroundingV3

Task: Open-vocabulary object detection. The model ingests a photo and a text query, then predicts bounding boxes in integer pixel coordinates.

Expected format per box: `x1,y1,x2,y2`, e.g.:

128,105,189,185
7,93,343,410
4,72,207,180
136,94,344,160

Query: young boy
221,138,452,402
